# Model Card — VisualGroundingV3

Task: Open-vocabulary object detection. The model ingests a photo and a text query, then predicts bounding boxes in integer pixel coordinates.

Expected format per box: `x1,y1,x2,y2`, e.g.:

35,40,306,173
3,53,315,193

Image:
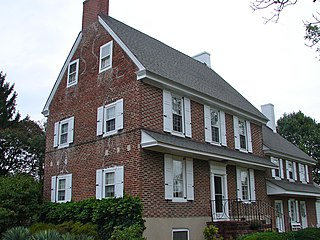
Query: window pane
172,97,182,115
58,190,65,201
58,179,66,190
240,135,246,149
241,171,249,201
173,231,188,240
173,160,184,198
212,126,220,143
105,185,115,198
60,123,68,144
105,172,115,198
68,73,76,83
106,107,116,132
101,56,111,69
106,119,115,132
58,179,66,201
173,114,183,132
69,62,77,74
106,107,115,119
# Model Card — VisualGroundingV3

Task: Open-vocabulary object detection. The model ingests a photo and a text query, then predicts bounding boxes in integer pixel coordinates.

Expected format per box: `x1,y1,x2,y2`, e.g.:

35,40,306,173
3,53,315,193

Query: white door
275,200,285,232
300,201,308,229
211,175,228,220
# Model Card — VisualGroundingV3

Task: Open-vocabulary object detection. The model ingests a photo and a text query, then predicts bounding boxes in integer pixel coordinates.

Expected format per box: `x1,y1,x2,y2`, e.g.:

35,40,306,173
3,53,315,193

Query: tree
251,0,320,57
0,72,20,128
277,111,320,183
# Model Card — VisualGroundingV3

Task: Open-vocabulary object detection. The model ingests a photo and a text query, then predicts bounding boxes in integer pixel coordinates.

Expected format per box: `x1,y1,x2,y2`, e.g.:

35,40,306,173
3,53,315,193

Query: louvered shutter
53,122,59,147
279,159,284,179
96,106,104,136
116,99,124,131
233,116,240,150
246,121,252,153
306,165,310,183
293,162,297,180
249,169,256,201
236,168,242,200
164,155,173,200
96,169,103,199
204,105,212,143
220,111,227,146
299,163,303,181
271,157,276,178
163,90,172,132
115,166,124,198
67,117,74,144
65,174,72,202
184,98,192,137
186,158,194,200
51,176,57,202
286,161,290,180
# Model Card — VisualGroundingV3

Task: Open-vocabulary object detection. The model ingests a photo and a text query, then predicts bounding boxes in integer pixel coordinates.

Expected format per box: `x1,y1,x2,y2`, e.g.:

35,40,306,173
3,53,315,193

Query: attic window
67,59,79,87
99,41,113,73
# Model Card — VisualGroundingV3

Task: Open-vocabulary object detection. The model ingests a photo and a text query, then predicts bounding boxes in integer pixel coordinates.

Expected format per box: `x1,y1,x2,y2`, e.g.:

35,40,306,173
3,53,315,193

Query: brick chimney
82,0,109,31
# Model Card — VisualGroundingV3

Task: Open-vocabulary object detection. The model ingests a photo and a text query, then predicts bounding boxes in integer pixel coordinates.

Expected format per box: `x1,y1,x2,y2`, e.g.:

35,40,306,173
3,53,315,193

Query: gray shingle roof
142,129,275,168
267,178,320,195
262,125,315,163
102,16,267,121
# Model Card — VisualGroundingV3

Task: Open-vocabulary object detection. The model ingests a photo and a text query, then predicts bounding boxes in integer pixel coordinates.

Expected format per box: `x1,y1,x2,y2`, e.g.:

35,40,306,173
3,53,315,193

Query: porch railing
210,199,277,230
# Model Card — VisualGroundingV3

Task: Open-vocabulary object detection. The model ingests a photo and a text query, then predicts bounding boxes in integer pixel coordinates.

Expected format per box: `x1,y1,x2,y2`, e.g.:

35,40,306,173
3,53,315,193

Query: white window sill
171,131,185,138
99,65,112,73
288,179,295,182
239,149,248,153
172,198,188,203
103,130,118,137
211,142,221,146
67,82,77,88
58,143,70,149
273,177,282,180
301,181,307,184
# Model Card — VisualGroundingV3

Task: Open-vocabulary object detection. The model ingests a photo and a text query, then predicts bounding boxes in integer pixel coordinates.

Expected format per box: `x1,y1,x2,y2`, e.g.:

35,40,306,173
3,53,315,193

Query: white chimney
193,52,211,68
261,103,276,132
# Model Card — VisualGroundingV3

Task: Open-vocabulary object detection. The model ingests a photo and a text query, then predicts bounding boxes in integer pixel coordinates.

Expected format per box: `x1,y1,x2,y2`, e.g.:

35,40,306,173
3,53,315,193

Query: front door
212,175,227,219
275,200,285,232
300,201,308,229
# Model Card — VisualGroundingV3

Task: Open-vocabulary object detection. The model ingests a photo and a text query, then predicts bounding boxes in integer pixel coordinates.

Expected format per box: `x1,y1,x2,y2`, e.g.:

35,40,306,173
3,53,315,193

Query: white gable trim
42,32,82,117
98,16,145,72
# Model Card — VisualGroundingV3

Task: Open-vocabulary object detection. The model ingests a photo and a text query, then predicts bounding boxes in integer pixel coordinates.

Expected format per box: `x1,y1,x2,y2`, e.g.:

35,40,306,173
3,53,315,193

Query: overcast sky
0,0,319,123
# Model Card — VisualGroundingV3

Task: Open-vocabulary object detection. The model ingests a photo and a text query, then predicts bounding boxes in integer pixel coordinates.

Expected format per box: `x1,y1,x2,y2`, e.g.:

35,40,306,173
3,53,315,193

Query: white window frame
271,157,284,180
204,105,227,146
67,59,79,87
286,160,297,182
99,41,113,73
164,155,194,202
298,163,309,183
96,166,124,199
236,167,256,202
163,90,192,138
288,199,300,224
96,99,124,137
53,116,74,149
172,229,189,240
51,174,72,203
233,116,252,153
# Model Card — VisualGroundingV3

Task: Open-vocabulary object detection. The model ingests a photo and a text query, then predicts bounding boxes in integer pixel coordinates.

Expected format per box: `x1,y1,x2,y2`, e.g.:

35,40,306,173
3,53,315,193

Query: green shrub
2,227,31,240
0,174,41,234
237,231,289,240
31,229,62,240
29,222,55,234
292,228,320,240
110,224,145,240
203,225,222,240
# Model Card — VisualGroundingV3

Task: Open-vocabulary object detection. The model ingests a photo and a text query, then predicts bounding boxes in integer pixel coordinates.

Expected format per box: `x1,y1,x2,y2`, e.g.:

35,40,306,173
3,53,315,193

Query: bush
110,224,145,240
292,227,320,240
0,174,42,234
237,231,289,240
2,227,31,240
203,225,222,240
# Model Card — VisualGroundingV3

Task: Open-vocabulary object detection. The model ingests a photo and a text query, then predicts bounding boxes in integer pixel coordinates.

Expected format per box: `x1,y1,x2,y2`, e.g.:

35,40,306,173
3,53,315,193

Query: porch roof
141,129,275,169
267,178,320,198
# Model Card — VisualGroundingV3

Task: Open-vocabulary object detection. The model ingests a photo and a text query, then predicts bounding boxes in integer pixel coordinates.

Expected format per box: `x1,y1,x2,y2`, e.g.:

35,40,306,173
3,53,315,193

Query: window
99,41,113,73
51,174,72,203
204,105,227,146
53,117,74,148
299,163,309,183
163,90,191,137
96,166,124,199
67,59,79,87
236,167,255,201
164,155,194,201
172,229,189,240
288,199,299,223
286,160,297,181
271,157,284,179
233,116,252,152
96,99,124,137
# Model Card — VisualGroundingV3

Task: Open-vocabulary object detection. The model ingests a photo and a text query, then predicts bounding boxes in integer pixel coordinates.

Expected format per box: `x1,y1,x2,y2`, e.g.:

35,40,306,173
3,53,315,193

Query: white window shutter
306,165,310,183
204,105,212,143
246,121,253,153
96,169,103,200
164,155,173,200
293,162,297,180
51,176,57,202
53,122,59,147
186,158,194,201
288,200,293,222
298,163,303,181
249,169,256,201
280,159,284,179
220,111,227,146
295,200,299,221
286,161,290,180
271,157,276,178
116,99,124,131
115,166,124,198
236,168,242,200
65,174,72,202
233,116,240,150
96,106,104,136
163,90,172,132
68,117,74,144
184,97,192,138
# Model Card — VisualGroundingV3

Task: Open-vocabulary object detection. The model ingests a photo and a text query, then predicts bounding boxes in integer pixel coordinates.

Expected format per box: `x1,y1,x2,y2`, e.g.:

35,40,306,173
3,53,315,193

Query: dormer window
67,59,79,87
286,160,297,182
271,157,284,179
298,163,310,183
204,105,227,146
233,116,252,153
99,41,113,73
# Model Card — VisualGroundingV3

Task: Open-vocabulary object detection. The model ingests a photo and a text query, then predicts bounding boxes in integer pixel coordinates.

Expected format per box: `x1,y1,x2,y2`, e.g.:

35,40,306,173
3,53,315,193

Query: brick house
42,0,320,239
